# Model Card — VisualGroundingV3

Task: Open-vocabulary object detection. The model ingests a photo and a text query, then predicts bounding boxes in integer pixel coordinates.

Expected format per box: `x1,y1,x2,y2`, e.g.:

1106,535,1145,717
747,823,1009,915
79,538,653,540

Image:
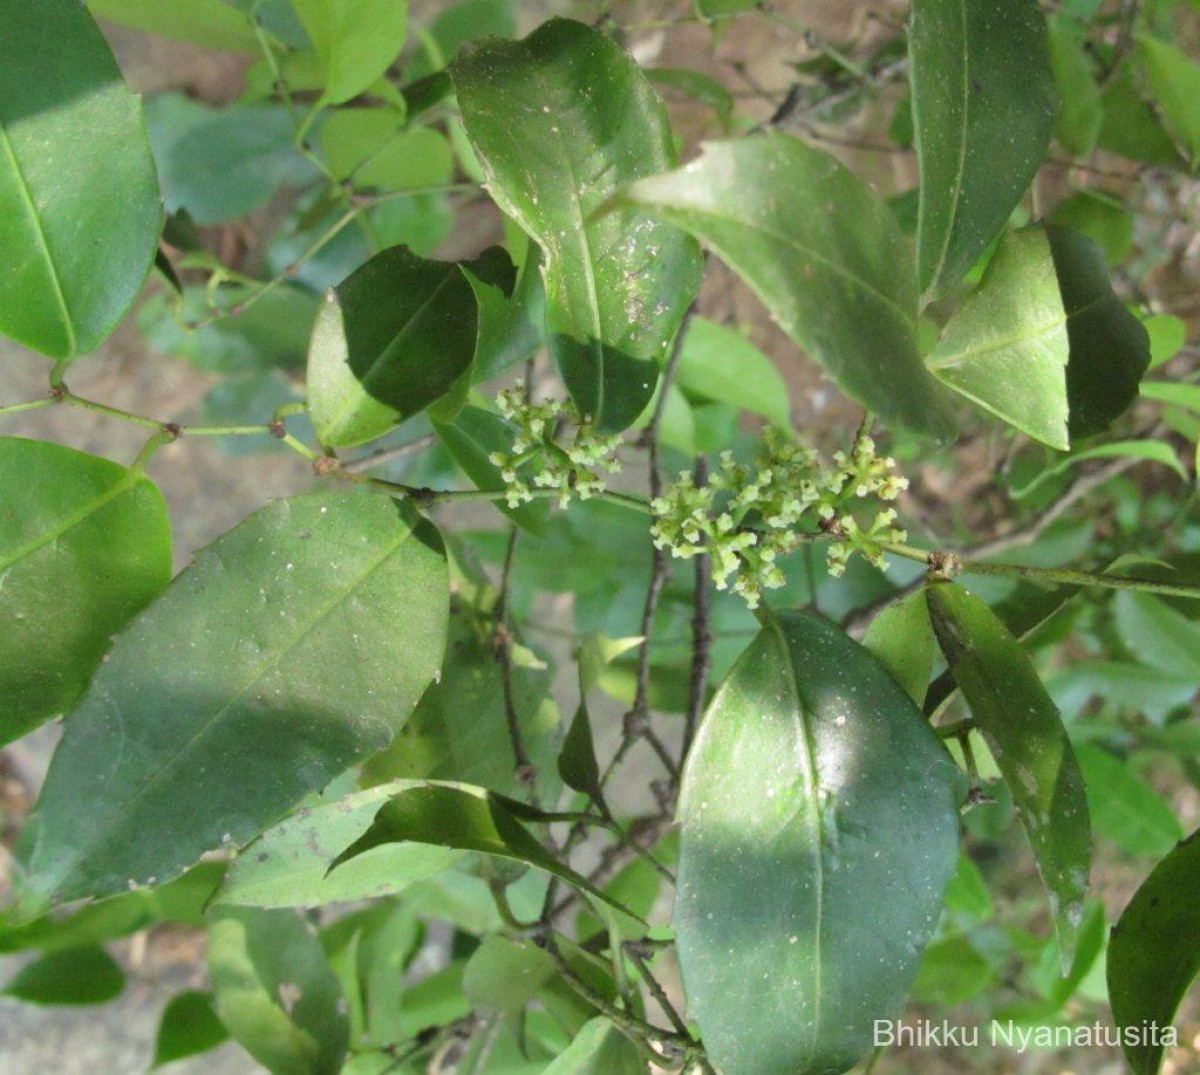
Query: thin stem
626,943,691,1039
681,453,712,769
183,424,275,437
494,527,539,803
0,397,55,420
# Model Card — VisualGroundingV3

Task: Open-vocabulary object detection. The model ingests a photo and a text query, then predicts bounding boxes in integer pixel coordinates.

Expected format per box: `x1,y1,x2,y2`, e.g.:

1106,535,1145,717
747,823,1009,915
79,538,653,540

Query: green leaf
208,907,348,1075
1096,63,1185,167
152,991,230,1068
1047,225,1151,440
646,68,735,131
927,581,1091,968
911,934,996,1005
291,0,408,105
926,227,1070,449
0,0,162,358
329,782,636,919
433,406,549,534
454,18,703,431
19,493,448,908
2,945,124,1006
1048,190,1134,266
215,782,460,908
307,247,512,447
1136,35,1200,169
1011,439,1185,499
675,316,791,427
1074,744,1183,858
618,132,956,440
320,109,454,192
0,439,172,747
675,609,961,1075
1108,830,1200,1074
1143,313,1188,370
542,1017,644,1075
862,587,937,706
1113,590,1200,681
1047,14,1102,156
910,0,1057,300
462,935,557,1016
86,0,258,51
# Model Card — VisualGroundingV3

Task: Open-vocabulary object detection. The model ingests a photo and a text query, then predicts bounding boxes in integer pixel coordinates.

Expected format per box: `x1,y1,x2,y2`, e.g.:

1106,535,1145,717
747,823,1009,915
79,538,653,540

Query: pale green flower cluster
650,427,909,608
488,383,622,509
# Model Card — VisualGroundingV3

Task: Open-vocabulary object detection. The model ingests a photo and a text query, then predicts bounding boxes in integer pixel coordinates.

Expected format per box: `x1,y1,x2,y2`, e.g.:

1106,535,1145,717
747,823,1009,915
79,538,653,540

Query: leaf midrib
0,120,76,356
927,315,1066,370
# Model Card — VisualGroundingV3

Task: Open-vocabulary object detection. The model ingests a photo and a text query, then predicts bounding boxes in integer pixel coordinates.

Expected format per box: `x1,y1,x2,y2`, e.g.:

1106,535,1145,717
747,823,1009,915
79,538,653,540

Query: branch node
267,419,287,439
313,455,341,476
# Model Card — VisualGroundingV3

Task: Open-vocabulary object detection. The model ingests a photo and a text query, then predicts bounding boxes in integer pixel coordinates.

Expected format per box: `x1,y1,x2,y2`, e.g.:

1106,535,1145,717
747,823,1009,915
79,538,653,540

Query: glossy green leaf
454,18,703,431
2,945,124,1006
1113,590,1200,681
1108,830,1200,1074
215,782,459,908
19,493,448,908
542,1017,644,1075
675,316,791,427
910,0,1056,300
291,0,408,105
152,991,230,1068
462,935,557,1016
927,227,1069,449
0,439,172,746
1047,225,1151,440
208,907,348,1075
862,588,937,706
329,782,635,919
1047,14,1102,156
619,133,956,440
362,611,560,800
433,406,549,534
307,247,513,448
1136,35,1200,169
1074,744,1182,858
0,0,162,358
675,609,961,1075
927,581,1090,968
87,0,258,51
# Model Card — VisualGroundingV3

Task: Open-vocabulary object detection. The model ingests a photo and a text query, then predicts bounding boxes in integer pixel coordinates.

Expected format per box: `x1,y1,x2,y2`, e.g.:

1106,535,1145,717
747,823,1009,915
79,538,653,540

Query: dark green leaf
434,406,549,534
0,439,171,746
646,68,734,131
19,493,448,908
1108,830,1200,1075
675,609,961,1075
470,250,547,383
0,0,162,358
208,907,348,1075
1136,35,1200,169
910,0,1056,299
618,132,956,440
291,0,408,105
330,782,636,919
152,991,230,1068
862,588,937,706
1047,225,1151,440
1096,63,1185,167
454,18,703,431
559,704,604,807
1074,744,1182,858
1047,14,1102,156
542,1017,644,1075
215,782,459,908
87,0,258,51
406,0,516,80
927,581,1090,968
926,227,1069,449
2,945,124,1006
307,247,511,447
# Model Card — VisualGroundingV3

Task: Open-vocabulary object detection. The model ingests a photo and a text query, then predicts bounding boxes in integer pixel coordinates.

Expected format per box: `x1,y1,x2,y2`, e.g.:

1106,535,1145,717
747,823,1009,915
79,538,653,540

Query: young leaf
1108,830,1200,1075
152,991,230,1068
1,945,124,1006
329,782,636,919
926,227,1070,449
862,588,937,707
0,439,172,747
617,133,956,440
86,0,258,51
307,246,514,448
291,0,408,105
454,18,703,431
214,782,460,909
19,493,448,908
675,609,961,1075
542,1017,644,1075
1136,35,1200,170
909,0,1056,300
1074,744,1183,859
1047,226,1151,440
927,581,1091,968
0,0,162,358
208,907,348,1075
